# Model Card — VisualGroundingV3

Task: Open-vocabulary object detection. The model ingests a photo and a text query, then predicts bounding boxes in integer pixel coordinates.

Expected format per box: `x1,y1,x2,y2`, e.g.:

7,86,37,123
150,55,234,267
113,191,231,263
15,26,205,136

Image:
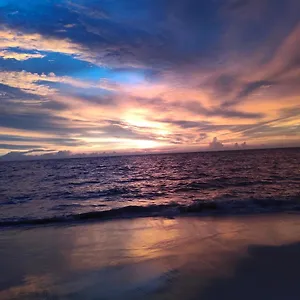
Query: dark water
0,148,300,226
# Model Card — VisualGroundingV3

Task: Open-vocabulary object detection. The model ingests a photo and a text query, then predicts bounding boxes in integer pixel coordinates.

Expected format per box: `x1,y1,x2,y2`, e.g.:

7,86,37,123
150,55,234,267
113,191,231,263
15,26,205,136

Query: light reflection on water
0,214,300,299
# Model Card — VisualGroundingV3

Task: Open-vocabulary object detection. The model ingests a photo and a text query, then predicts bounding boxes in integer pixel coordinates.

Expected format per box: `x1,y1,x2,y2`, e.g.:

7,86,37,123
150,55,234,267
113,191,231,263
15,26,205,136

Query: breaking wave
1,197,299,227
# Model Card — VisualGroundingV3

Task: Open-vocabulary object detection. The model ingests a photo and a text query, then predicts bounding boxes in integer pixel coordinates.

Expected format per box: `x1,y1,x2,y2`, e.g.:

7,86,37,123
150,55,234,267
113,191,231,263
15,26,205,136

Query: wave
1,195,31,205
173,178,277,192
1,197,300,227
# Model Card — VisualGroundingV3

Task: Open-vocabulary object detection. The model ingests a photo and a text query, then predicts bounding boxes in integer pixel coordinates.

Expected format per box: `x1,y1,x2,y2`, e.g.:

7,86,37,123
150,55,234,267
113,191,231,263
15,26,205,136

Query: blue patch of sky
0,50,94,76
2,46,150,86
72,67,148,85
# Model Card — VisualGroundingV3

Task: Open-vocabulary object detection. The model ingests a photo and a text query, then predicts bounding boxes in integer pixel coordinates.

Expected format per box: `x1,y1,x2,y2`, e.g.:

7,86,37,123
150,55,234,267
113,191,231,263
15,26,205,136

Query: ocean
1,148,300,226
1,148,300,300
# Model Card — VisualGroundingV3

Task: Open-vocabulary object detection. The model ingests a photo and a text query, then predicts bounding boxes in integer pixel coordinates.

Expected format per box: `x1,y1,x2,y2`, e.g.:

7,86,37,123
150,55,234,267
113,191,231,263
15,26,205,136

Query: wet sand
0,213,300,299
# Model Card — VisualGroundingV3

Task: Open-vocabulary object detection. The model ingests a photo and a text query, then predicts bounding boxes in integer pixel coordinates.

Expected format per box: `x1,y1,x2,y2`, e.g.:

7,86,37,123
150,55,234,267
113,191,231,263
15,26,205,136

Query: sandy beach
1,213,300,299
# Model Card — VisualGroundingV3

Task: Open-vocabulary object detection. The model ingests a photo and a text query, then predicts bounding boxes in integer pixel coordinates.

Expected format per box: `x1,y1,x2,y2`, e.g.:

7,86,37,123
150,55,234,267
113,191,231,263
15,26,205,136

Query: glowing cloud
0,0,300,156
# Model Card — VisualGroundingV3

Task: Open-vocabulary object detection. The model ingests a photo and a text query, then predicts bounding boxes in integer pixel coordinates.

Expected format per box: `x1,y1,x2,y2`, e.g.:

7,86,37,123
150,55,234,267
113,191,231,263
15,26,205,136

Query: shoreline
1,213,300,299
1,205,300,229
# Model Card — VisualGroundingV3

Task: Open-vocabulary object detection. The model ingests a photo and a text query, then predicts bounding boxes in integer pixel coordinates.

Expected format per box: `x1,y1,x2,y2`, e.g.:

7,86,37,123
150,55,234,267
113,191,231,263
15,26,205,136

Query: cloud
0,82,40,102
0,149,73,161
233,141,248,149
0,0,299,73
0,134,84,147
0,70,106,96
156,120,211,129
40,100,69,111
0,109,73,133
209,137,224,150
237,81,274,99
0,27,94,64
0,1,238,69
0,144,43,150
0,51,96,76
0,0,300,155
170,100,265,119
0,50,45,61
221,80,274,107
25,149,56,154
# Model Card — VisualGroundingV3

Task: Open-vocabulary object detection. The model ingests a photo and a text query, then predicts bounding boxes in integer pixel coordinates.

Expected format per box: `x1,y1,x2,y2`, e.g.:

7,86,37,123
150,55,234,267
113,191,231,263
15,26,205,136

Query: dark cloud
0,110,70,132
0,144,43,150
155,118,249,132
141,97,264,119
0,107,90,147
182,101,264,119
279,106,300,118
236,121,300,139
195,133,208,143
154,115,299,144
212,108,264,119
2,0,298,70
0,134,84,147
237,80,274,99
25,149,55,154
155,119,211,129
220,80,274,107
0,83,40,101
224,109,300,140
212,74,239,97
65,92,117,106
40,100,69,111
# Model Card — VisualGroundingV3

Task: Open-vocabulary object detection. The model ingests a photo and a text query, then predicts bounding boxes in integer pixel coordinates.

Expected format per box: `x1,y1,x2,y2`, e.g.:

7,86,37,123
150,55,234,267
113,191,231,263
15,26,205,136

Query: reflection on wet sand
0,214,300,299
0,275,53,300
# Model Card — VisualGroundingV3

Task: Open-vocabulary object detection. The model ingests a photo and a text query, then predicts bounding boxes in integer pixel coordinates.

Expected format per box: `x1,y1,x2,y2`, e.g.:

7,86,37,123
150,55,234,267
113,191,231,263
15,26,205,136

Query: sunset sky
0,0,300,156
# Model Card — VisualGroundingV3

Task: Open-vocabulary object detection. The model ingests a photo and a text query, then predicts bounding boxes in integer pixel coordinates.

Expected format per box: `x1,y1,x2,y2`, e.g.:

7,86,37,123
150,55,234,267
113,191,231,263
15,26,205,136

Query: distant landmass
1,142,299,162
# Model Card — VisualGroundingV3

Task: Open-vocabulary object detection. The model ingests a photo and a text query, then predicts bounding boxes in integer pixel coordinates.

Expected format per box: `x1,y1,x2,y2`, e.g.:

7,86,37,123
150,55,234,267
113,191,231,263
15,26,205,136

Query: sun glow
132,139,163,149
78,137,165,150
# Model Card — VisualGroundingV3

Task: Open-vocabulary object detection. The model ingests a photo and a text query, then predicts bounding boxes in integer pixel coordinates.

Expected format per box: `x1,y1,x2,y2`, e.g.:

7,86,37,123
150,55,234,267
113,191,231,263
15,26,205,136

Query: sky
0,0,300,157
